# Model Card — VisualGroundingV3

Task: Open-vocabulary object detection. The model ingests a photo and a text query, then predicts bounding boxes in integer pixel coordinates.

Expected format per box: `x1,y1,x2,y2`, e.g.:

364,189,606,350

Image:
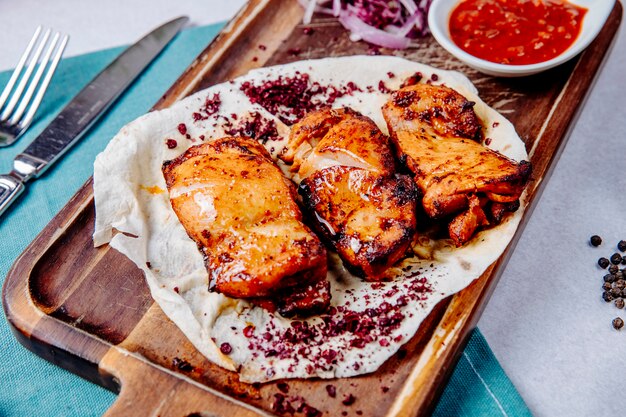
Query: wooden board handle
100,348,268,417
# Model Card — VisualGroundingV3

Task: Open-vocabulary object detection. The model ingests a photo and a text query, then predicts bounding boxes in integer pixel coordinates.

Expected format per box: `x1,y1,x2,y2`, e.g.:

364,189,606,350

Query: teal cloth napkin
0,22,531,417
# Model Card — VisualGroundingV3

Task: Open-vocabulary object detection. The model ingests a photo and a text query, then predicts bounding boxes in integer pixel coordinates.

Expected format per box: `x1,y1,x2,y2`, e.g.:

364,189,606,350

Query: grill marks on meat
387,86,484,142
300,168,417,278
448,194,489,246
382,84,531,246
283,107,396,181
285,108,418,280
162,137,329,317
162,82,530,316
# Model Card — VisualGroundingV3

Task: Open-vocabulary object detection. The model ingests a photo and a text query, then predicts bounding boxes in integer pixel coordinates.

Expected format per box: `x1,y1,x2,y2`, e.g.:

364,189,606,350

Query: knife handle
0,174,25,218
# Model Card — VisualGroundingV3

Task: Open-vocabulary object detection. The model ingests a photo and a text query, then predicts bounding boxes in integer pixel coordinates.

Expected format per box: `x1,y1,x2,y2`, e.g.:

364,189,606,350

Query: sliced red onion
398,0,418,15
298,0,335,24
332,0,341,16
388,11,420,37
303,0,318,24
316,7,335,15
298,0,431,49
338,12,410,49
418,0,431,10
414,11,425,34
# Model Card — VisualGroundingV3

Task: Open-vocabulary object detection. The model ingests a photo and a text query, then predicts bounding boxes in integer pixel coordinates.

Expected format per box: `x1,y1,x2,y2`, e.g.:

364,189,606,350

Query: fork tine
18,34,69,130
10,32,62,126
0,28,51,121
0,26,42,112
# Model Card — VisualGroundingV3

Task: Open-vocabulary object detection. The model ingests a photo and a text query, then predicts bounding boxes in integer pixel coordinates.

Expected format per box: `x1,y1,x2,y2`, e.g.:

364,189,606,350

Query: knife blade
0,16,188,217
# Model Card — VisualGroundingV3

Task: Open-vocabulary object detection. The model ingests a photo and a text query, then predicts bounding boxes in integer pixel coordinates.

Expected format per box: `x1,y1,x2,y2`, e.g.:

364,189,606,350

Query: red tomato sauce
449,0,587,65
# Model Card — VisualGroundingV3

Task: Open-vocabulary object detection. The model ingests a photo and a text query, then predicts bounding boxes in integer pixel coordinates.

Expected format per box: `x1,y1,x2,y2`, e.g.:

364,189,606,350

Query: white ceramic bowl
428,0,615,77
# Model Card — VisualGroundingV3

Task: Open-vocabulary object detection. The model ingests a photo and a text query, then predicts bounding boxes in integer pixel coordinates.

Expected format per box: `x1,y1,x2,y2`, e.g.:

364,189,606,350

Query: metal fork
0,26,69,147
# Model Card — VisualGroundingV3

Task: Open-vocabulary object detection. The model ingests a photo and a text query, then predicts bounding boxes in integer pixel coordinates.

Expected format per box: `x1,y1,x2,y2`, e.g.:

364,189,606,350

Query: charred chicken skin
162,137,329,317
284,108,418,280
382,83,531,246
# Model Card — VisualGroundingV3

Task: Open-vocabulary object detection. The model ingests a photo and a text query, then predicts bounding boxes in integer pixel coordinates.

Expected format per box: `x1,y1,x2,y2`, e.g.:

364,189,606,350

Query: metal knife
0,16,188,217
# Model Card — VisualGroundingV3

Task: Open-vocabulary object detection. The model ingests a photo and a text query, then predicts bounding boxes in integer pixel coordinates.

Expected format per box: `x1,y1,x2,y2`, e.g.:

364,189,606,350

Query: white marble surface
0,0,243,71
478,20,626,416
1,1,624,416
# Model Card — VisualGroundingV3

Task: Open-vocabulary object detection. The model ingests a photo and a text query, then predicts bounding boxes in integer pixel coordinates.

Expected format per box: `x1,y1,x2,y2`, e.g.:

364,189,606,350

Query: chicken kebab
162,137,329,317
161,81,531,317
283,108,418,280
382,83,532,246
282,85,530,274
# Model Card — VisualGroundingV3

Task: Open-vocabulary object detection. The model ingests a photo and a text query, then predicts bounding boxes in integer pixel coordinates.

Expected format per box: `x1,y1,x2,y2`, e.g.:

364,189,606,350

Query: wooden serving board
3,1,622,416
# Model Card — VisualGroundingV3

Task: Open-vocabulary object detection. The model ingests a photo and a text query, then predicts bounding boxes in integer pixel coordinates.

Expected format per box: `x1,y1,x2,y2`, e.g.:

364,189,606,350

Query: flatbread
93,56,527,383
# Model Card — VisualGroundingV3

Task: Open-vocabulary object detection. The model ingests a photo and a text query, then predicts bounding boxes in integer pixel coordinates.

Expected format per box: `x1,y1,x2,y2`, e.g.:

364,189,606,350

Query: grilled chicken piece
448,195,489,246
162,137,329,316
285,108,418,279
382,83,531,246
283,107,396,180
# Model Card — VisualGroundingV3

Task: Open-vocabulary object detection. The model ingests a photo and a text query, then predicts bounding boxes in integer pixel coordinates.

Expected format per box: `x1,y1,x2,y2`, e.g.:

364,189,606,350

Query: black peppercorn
618,240,626,252
604,274,616,283
609,264,619,274
590,235,602,246
622,288,626,298
616,279,626,289
599,257,610,268
616,298,625,309
611,287,622,297
603,282,612,290
612,317,624,330
611,253,623,265
603,291,614,302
